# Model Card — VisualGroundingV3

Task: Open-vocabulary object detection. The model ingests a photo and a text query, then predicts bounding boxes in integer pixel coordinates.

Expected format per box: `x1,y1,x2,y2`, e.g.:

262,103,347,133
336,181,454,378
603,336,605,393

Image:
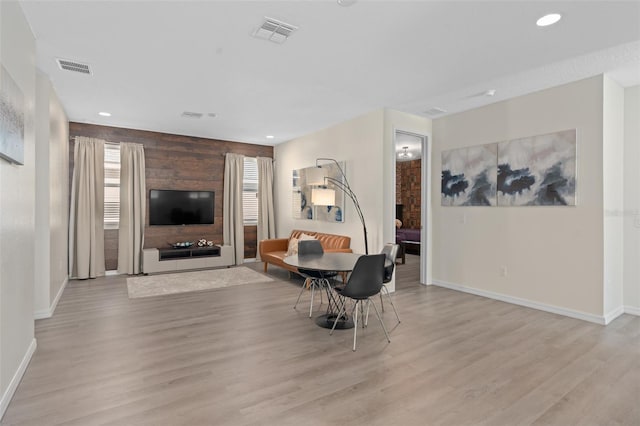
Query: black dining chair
330,254,390,351
379,243,401,323
293,239,337,317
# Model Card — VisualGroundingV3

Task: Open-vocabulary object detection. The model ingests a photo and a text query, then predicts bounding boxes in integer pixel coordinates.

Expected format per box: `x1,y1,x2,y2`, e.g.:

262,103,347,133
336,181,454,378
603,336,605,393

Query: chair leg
309,279,316,318
293,278,308,310
382,285,401,323
379,292,385,312
352,300,359,351
264,262,268,272
370,297,391,343
365,299,370,327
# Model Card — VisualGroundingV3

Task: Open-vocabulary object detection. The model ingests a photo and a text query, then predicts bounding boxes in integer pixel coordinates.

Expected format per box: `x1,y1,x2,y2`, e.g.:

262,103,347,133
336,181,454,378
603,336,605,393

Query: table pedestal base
315,313,354,329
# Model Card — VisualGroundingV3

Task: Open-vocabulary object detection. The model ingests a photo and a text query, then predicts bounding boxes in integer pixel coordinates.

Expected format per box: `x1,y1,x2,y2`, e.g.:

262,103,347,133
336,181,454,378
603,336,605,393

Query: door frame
393,129,430,286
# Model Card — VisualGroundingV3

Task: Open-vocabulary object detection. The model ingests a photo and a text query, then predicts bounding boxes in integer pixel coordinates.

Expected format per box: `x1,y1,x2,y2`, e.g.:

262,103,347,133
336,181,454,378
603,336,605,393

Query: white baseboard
34,277,68,320
431,279,607,325
244,258,257,263
105,270,120,276
0,338,37,420
603,306,625,325
624,305,640,316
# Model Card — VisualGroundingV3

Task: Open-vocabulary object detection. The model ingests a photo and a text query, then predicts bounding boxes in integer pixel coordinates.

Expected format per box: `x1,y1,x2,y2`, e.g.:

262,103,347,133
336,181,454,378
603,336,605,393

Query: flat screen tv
149,189,214,225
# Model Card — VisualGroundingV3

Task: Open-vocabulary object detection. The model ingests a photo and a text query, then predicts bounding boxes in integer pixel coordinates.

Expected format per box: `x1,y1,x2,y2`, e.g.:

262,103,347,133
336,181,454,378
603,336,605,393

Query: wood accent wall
396,159,421,229
69,123,273,270
244,225,258,259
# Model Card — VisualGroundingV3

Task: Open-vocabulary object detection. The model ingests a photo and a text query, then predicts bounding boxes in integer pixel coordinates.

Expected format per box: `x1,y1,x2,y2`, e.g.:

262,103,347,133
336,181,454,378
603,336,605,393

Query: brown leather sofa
259,229,352,273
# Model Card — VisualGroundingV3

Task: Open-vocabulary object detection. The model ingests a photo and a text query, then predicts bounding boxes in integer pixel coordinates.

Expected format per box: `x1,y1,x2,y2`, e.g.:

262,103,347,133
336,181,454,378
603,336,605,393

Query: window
104,143,121,229
243,157,258,225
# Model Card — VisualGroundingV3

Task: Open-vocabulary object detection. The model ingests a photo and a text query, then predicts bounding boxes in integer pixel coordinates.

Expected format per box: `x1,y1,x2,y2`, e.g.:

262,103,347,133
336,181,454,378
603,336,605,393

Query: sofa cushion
286,237,299,256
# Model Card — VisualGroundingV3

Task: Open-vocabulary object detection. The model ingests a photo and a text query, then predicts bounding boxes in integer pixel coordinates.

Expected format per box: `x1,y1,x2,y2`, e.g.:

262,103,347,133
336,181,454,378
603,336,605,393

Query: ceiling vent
424,107,447,116
56,58,92,75
253,17,298,44
181,111,203,119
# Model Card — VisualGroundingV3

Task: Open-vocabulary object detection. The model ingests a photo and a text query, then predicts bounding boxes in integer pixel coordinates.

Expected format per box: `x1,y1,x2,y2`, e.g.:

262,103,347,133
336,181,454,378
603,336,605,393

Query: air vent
425,107,447,116
253,17,298,44
56,58,92,75
181,111,204,119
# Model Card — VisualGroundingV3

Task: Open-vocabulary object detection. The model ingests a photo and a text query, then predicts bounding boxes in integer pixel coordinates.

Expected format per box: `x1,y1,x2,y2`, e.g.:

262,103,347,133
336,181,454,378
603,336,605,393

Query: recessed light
536,13,562,27
98,112,111,117
484,89,497,97
266,135,275,139
337,0,357,6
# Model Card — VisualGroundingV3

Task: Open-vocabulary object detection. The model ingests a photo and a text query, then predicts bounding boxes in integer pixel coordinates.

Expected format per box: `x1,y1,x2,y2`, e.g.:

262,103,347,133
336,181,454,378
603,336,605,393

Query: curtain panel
69,137,105,279
256,157,276,259
118,143,146,275
223,153,245,265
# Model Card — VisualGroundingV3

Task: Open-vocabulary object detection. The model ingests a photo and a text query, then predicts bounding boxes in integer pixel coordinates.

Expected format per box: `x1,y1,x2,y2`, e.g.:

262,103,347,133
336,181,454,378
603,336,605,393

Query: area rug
127,267,274,299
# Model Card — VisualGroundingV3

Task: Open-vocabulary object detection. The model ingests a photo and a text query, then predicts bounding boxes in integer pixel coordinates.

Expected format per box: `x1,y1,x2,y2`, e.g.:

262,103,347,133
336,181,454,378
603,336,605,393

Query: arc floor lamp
307,158,368,254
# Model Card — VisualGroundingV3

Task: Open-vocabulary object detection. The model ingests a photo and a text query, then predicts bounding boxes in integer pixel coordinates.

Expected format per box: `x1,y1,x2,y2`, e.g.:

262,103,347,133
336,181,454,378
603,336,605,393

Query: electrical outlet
500,266,508,277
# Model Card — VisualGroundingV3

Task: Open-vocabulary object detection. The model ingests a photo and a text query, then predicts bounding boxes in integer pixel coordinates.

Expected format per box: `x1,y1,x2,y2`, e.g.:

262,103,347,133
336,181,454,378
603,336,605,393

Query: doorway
394,130,427,290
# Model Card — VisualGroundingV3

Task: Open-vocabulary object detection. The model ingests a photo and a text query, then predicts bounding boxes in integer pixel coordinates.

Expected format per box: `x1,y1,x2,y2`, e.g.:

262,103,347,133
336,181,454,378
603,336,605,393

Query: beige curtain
69,137,105,279
223,153,245,265
256,157,276,260
118,143,146,275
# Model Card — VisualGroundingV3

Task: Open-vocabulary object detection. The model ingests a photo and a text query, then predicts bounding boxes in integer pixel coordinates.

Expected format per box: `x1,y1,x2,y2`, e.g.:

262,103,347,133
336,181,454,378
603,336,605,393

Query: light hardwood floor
2,262,639,425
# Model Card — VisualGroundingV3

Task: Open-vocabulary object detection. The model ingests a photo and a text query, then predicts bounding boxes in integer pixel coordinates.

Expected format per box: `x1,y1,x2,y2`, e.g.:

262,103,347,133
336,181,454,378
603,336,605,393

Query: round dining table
284,253,390,330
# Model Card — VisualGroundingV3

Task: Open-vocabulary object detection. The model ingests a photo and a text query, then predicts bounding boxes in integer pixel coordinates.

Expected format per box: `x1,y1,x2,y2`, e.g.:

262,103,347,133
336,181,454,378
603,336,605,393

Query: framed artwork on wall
441,143,497,206
292,162,346,222
497,129,576,206
0,65,25,165
441,129,577,207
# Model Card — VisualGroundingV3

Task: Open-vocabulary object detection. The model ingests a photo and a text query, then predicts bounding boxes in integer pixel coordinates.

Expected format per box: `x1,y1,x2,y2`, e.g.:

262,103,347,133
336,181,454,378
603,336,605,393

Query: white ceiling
20,1,640,146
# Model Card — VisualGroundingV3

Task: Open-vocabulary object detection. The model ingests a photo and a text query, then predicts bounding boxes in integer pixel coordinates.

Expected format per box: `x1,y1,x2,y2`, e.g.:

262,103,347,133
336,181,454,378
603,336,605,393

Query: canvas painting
292,168,313,220
441,143,497,206
497,129,576,206
0,65,25,165
292,162,345,222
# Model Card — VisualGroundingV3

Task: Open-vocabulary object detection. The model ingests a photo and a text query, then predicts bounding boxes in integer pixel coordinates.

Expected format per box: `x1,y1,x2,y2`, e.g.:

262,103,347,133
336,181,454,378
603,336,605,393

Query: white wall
34,71,51,315
624,85,640,313
275,110,385,255
48,83,69,316
0,1,38,418
602,76,625,320
432,76,606,321
34,70,69,319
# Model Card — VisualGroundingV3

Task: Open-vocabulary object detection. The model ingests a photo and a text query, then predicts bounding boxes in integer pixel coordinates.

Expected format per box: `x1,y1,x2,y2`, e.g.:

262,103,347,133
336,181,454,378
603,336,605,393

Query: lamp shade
311,188,335,206
306,167,327,186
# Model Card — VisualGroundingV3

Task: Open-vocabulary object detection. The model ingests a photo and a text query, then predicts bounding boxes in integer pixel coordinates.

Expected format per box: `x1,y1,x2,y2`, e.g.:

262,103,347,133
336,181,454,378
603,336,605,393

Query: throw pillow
395,219,403,229
299,233,317,241
286,237,299,256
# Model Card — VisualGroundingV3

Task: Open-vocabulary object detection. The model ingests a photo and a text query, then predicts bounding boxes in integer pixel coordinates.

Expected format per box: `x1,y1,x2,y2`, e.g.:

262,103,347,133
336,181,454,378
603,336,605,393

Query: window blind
243,157,258,225
104,143,121,229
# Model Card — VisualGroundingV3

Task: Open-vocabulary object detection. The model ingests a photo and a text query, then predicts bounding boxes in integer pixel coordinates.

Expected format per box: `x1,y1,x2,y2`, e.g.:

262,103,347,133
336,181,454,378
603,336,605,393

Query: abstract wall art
441,143,497,206
497,129,576,206
292,161,345,222
0,65,25,165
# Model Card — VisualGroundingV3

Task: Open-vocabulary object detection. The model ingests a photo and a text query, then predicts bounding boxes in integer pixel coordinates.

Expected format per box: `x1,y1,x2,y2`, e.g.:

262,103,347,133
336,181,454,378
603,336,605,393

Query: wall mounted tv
149,189,214,226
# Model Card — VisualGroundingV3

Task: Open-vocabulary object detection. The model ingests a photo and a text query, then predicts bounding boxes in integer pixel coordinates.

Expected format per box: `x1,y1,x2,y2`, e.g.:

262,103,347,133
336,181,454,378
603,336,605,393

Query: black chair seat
329,254,391,351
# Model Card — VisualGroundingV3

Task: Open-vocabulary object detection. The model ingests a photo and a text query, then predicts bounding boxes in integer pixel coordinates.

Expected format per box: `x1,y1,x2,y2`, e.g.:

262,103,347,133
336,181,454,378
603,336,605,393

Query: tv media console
142,245,233,274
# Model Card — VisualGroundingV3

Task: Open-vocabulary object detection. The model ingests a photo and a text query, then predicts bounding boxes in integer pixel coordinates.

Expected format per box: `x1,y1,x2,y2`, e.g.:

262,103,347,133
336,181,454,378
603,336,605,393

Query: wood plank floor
2,261,639,426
